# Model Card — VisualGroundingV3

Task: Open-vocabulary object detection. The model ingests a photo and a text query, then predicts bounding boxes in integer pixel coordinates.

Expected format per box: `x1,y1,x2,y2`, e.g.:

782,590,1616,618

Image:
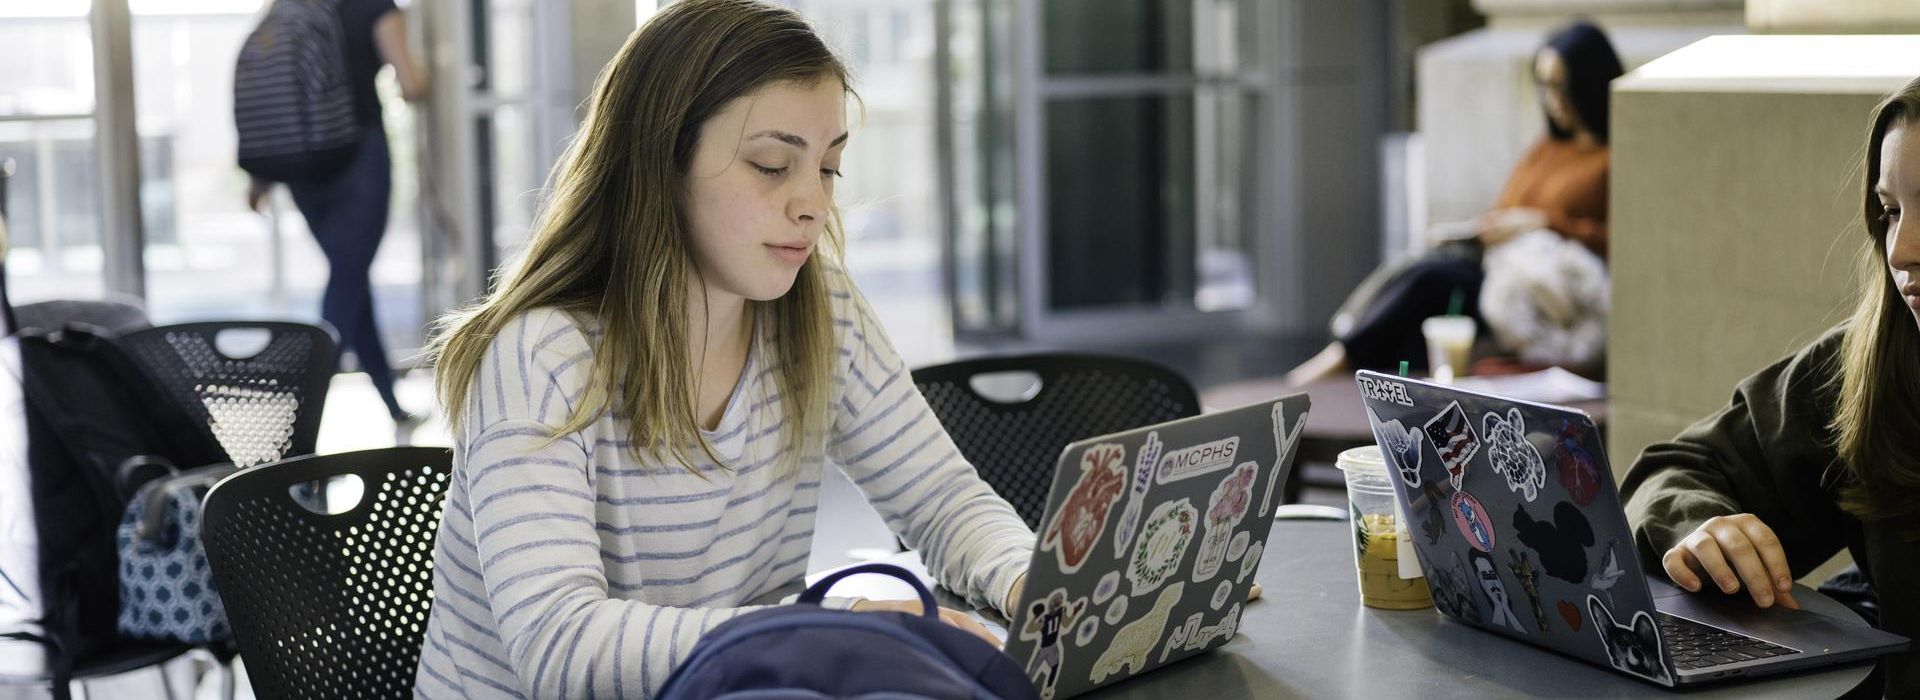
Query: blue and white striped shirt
414,270,1034,698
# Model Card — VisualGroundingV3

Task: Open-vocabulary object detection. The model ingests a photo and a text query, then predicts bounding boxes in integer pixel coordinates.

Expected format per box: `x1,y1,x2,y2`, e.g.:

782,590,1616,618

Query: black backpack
658,564,1040,700
232,0,360,181
4,325,224,699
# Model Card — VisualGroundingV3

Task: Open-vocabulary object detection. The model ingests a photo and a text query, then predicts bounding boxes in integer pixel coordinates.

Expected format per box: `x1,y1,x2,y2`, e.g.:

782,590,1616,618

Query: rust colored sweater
1493,136,1610,259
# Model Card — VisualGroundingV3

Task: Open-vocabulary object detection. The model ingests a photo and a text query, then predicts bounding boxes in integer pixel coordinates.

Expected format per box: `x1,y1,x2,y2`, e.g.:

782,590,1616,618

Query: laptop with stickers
998,393,1310,699
1354,371,1907,687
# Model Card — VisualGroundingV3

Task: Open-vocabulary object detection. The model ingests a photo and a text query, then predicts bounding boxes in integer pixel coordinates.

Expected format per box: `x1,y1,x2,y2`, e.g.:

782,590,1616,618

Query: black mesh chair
116,321,337,468
0,642,197,700
14,296,151,336
911,353,1201,529
200,447,453,699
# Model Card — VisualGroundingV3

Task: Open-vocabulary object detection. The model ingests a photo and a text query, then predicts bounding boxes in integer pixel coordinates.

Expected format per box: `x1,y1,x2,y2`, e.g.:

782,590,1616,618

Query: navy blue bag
658,563,1040,700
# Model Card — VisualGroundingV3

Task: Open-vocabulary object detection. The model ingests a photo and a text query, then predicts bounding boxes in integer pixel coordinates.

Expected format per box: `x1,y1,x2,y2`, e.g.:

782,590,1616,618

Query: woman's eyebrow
747,130,851,149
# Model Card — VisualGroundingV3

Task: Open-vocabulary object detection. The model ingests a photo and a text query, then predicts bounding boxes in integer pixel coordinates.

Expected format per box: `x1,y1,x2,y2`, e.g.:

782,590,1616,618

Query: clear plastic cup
1421,315,1475,382
1337,446,1433,610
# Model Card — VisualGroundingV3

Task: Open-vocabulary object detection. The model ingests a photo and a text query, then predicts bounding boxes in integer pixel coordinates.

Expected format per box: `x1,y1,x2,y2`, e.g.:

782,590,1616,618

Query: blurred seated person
1288,20,1623,384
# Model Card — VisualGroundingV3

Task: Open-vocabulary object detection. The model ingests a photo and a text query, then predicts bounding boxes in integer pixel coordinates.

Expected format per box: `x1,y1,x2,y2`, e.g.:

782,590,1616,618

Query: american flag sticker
1423,401,1481,489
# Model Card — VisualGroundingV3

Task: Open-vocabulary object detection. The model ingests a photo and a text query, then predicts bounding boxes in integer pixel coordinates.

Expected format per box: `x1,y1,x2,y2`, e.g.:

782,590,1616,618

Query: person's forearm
375,11,430,101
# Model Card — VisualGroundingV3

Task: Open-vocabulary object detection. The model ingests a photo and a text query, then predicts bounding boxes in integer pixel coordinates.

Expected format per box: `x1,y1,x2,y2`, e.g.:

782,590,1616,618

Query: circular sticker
1450,491,1496,553
1238,540,1265,583
1094,571,1121,604
1211,580,1234,610
1074,615,1101,647
1227,531,1251,562
1104,596,1129,625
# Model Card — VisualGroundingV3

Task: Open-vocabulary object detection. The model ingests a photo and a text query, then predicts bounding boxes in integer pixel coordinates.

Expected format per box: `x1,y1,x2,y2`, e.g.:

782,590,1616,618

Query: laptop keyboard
1658,612,1800,670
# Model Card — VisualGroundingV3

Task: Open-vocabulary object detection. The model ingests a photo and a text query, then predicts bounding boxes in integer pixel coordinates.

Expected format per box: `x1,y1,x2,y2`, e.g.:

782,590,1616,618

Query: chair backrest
911,353,1201,529
116,321,336,467
14,297,151,337
200,447,453,700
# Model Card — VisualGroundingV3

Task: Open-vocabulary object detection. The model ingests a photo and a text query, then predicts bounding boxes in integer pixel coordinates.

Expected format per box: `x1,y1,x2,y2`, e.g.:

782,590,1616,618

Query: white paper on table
1453,367,1604,405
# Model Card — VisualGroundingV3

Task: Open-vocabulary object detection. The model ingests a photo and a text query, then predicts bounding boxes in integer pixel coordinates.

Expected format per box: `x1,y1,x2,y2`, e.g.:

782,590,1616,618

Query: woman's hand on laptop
1662,514,1800,610
852,599,1001,647
1003,573,1026,617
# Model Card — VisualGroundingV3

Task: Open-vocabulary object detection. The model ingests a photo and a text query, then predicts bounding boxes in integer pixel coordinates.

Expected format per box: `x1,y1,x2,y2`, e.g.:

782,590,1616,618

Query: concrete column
1608,36,1920,475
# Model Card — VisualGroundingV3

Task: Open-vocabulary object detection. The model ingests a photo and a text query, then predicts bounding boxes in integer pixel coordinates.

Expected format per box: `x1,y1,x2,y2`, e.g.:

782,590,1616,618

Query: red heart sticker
1557,600,1582,631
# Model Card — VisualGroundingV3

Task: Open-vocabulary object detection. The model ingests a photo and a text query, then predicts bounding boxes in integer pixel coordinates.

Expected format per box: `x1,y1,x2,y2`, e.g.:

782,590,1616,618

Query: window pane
0,12,95,117
1043,91,1257,312
135,10,286,320
1045,95,1193,310
487,0,534,98
949,0,1019,333
1044,0,1192,75
1042,0,1256,77
788,0,952,361
0,118,107,304
489,103,538,264
1195,88,1258,312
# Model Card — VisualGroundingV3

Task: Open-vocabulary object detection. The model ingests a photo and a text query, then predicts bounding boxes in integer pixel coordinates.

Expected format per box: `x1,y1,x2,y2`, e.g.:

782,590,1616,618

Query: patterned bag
117,464,240,644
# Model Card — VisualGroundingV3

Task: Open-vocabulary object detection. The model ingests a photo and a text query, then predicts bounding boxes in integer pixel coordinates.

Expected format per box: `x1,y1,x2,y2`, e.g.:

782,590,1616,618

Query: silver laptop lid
1355,371,1676,687
1002,393,1310,699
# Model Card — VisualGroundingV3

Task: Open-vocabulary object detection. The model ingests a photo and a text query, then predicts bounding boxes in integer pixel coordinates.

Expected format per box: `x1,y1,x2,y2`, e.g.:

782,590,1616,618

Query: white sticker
1483,408,1547,503
1090,582,1185,684
1094,571,1121,604
1074,615,1101,647
1210,580,1234,610
1237,540,1264,584
1423,401,1482,489
1258,403,1304,517
1103,596,1128,625
1159,603,1243,663
1112,432,1163,558
1397,531,1423,580
1193,462,1258,583
1227,531,1250,562
1367,407,1424,490
1156,437,1240,485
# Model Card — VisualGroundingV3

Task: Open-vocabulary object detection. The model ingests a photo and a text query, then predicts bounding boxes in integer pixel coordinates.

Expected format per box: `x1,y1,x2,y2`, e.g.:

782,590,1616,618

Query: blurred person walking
235,0,430,429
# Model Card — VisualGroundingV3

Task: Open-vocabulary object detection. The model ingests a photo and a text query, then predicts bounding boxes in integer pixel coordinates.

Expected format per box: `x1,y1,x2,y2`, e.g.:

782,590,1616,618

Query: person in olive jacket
1623,76,1920,698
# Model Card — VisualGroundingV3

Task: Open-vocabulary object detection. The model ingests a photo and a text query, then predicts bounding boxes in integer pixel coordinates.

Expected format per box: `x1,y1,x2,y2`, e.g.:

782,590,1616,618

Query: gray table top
785,517,1875,699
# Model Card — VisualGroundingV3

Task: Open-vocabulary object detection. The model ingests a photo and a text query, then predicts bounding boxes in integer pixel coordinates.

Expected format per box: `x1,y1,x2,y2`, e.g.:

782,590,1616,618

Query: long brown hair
427,0,851,470
1832,76,1920,530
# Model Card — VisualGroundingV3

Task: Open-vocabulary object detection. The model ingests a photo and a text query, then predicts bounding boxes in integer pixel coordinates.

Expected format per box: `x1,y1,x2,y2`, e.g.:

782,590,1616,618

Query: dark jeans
286,124,403,418
1334,240,1486,372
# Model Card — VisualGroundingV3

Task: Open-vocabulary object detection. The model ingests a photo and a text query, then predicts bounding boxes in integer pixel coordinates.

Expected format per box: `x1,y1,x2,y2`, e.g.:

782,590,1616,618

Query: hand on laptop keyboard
1660,514,1800,610
853,598,1003,647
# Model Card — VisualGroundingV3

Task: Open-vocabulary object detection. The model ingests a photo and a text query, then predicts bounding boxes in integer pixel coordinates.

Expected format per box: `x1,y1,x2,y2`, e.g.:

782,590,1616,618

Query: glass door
416,0,577,316
946,0,1281,343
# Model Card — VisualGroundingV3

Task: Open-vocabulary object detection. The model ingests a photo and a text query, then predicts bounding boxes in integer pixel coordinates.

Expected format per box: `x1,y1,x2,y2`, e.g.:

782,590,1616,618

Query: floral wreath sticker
1127,498,1198,596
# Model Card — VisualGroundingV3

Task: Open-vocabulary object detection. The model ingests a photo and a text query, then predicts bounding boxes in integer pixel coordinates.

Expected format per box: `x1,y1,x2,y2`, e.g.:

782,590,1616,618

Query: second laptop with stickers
997,393,1310,699
1354,371,1906,687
